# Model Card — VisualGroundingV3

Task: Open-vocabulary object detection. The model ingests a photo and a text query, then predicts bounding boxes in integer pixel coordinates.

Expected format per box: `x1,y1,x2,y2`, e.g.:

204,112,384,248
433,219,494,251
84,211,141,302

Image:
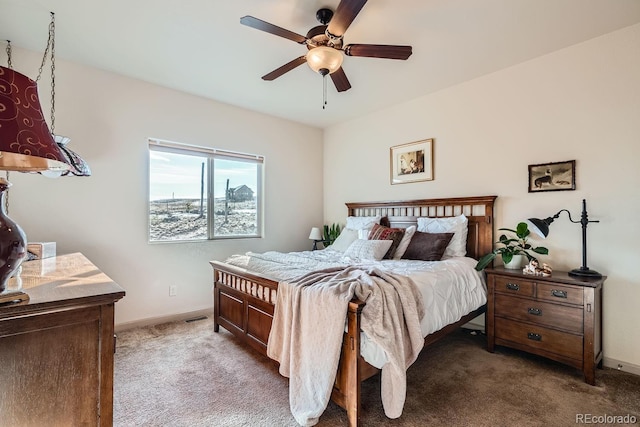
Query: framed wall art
390,139,434,185
528,160,576,193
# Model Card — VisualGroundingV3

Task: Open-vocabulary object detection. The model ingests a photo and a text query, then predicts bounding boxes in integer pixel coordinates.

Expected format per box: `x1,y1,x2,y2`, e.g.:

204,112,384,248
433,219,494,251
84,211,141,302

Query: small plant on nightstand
475,222,549,270
323,223,342,246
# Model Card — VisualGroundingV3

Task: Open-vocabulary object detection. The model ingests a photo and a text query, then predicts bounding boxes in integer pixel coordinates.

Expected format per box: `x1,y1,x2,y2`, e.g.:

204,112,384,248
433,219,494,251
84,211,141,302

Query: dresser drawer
494,294,583,333
494,317,583,361
537,283,583,306
493,276,535,297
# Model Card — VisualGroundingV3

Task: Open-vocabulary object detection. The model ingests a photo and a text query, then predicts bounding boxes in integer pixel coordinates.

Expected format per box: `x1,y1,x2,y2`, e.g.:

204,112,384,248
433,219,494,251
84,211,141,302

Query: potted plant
475,222,549,270
323,223,342,246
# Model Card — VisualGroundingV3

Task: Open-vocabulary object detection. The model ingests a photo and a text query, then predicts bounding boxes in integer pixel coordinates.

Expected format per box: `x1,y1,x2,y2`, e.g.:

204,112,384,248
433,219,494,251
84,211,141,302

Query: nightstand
485,267,605,385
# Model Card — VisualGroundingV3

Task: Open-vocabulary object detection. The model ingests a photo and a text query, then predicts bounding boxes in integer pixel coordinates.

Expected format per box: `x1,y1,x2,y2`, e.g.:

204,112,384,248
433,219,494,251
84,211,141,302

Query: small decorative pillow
326,228,358,252
417,214,468,258
393,225,417,260
367,223,406,259
345,215,382,230
401,231,454,261
343,239,393,261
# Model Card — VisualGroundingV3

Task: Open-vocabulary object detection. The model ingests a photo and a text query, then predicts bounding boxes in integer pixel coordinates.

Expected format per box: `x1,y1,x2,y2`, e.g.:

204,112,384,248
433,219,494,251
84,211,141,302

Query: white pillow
357,229,371,240
343,239,393,261
392,225,417,260
417,214,468,258
326,228,358,252
345,215,382,230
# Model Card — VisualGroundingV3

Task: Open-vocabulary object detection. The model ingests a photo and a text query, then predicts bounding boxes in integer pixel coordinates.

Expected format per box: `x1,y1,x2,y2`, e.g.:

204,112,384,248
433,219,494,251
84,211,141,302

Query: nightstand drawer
495,294,583,333
495,318,583,361
493,276,535,297
537,283,583,306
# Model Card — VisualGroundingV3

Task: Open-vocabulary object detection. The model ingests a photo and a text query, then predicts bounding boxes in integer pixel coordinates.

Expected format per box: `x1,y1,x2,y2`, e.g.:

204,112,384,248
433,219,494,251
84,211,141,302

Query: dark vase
0,179,27,293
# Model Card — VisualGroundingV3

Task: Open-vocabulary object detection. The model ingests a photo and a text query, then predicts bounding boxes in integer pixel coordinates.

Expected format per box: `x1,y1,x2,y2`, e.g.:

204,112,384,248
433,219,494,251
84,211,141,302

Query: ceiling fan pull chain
323,73,327,109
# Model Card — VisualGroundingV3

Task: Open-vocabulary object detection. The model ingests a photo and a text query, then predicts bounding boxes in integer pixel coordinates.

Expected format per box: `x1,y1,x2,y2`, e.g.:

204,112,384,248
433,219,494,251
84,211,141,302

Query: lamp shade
526,217,553,238
306,46,344,74
309,227,323,241
0,66,70,172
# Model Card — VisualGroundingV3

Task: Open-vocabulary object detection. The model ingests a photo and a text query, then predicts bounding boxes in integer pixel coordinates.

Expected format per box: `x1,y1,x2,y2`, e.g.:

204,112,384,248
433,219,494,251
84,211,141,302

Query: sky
149,150,258,201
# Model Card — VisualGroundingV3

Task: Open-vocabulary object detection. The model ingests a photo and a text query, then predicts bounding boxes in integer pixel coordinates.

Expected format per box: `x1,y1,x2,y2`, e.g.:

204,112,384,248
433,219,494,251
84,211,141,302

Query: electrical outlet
169,285,177,296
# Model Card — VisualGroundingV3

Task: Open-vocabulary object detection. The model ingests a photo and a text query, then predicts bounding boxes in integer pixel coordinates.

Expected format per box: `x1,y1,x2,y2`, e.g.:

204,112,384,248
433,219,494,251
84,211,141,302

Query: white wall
9,49,324,327
324,24,640,370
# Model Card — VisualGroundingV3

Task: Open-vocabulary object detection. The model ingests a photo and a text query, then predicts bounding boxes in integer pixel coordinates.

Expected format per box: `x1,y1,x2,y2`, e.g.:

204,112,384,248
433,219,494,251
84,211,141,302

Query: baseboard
603,357,640,376
115,308,213,333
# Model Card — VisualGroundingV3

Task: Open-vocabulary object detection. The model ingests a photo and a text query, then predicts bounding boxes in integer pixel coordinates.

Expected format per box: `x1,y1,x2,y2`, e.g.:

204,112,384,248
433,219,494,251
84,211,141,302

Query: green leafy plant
323,223,342,245
475,222,549,271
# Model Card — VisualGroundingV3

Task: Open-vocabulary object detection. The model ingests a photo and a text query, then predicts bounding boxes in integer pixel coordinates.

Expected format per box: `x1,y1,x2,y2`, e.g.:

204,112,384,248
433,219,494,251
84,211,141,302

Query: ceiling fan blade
344,44,413,60
240,16,307,44
327,0,368,37
261,56,307,81
330,67,352,92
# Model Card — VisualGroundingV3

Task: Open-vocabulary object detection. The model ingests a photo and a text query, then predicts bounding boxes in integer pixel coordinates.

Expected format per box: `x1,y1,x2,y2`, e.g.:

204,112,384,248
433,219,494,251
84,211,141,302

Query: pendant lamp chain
4,41,11,213
5,40,12,69
36,12,56,135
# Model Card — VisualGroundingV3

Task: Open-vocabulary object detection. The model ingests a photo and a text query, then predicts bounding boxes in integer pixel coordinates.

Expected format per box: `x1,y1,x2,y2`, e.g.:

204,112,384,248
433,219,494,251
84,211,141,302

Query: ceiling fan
240,0,412,93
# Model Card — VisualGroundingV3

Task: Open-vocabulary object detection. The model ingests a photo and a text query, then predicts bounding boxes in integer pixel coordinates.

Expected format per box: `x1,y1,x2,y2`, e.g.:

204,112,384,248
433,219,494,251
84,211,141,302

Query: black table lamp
526,199,602,279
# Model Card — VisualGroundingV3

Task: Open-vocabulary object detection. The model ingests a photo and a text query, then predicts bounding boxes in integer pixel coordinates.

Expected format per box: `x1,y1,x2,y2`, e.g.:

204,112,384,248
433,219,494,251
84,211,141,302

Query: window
148,139,263,242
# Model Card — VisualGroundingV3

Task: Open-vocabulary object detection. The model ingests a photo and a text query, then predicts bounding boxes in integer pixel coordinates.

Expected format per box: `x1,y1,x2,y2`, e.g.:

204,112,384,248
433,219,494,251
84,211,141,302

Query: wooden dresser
485,267,604,385
0,253,125,426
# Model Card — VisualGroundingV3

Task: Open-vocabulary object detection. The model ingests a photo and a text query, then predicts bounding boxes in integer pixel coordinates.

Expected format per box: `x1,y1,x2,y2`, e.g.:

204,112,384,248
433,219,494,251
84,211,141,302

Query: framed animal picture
528,160,576,193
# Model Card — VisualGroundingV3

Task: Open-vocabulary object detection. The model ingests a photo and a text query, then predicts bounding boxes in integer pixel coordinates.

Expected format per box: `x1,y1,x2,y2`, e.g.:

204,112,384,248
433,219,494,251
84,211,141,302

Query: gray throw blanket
266,266,425,426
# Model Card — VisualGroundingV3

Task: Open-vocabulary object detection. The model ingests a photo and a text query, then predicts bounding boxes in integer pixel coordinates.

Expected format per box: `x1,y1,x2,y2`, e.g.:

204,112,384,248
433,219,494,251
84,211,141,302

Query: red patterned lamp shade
0,66,70,172
0,66,71,298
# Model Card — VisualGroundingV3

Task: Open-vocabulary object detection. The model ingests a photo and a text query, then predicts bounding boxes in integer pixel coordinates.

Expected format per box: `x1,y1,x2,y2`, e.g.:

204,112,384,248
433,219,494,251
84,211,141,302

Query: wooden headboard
346,195,497,260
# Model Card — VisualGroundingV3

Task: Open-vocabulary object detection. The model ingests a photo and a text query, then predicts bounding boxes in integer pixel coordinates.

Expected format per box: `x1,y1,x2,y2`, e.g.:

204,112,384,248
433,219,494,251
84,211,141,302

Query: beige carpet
114,316,639,426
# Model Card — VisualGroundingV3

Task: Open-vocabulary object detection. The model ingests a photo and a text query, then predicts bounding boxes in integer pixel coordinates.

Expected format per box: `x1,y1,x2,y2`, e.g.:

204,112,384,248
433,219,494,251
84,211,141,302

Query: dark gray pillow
401,231,454,261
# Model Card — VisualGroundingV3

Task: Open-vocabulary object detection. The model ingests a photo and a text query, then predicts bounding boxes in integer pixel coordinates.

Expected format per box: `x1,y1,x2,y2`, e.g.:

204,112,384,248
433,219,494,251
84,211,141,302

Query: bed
210,195,497,426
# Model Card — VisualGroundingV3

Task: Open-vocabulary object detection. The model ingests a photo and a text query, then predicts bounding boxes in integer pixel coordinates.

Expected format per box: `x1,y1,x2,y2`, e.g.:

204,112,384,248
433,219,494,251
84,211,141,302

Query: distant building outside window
148,139,264,242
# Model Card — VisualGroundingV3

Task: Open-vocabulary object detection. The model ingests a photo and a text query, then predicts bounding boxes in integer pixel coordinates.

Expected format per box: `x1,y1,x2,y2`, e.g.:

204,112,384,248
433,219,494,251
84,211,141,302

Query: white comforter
224,249,487,368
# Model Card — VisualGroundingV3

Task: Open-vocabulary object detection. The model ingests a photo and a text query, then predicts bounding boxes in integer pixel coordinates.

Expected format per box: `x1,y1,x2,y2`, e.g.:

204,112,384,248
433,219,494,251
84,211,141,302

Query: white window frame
148,138,264,242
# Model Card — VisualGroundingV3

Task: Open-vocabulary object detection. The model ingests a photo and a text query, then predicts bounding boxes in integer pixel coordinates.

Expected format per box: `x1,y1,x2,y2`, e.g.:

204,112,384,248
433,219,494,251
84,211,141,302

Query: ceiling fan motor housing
306,25,342,50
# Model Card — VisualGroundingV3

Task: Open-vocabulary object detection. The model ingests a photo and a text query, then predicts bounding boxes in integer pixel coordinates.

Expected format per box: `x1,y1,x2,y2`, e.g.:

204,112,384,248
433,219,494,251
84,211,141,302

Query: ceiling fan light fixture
306,46,343,74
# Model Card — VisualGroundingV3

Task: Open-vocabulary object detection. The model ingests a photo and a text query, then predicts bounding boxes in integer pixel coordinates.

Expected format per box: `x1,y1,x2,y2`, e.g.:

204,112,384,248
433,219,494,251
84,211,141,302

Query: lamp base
0,290,29,304
568,267,602,279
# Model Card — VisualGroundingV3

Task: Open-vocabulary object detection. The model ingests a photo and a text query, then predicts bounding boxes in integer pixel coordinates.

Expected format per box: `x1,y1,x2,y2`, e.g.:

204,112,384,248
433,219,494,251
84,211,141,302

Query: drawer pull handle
506,283,520,291
528,307,542,316
527,332,542,341
551,289,567,298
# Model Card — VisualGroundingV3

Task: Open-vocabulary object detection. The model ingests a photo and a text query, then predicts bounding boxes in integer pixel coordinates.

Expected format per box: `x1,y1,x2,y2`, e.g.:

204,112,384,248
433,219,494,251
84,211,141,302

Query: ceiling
2,0,639,129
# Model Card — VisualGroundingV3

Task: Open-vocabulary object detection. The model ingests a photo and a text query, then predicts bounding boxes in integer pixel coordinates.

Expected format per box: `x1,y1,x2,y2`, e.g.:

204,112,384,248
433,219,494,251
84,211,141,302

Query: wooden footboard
211,261,371,426
212,263,277,355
